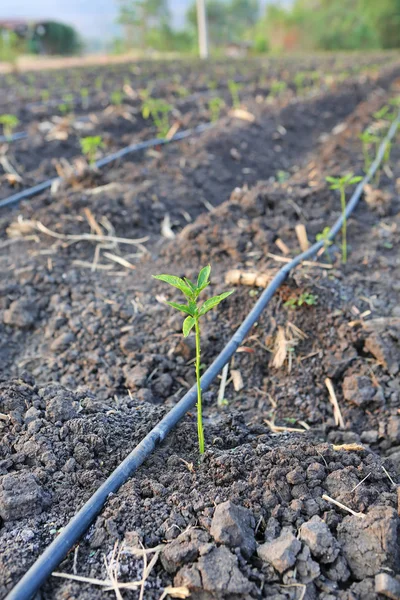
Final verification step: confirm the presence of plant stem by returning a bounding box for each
[340,186,347,264]
[194,317,205,454]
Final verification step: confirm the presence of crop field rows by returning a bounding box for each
[1,53,400,599]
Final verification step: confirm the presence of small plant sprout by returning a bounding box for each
[141,96,172,138]
[326,173,363,264]
[110,90,123,106]
[208,97,225,122]
[316,227,333,261]
[40,89,50,103]
[358,130,380,172]
[153,266,234,454]
[269,80,287,98]
[227,80,243,108]
[80,87,89,109]
[0,114,19,139]
[80,136,104,166]
[284,292,318,309]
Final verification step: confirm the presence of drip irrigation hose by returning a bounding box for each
[6,113,400,600]
[0,131,28,143]
[0,123,211,210]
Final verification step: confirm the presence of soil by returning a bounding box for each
[1,54,400,599]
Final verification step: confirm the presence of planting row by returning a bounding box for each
[1,58,399,204]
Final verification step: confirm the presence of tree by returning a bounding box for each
[186,0,260,47]
[263,0,400,51]
[117,0,170,48]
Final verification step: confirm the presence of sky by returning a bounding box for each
[0,0,192,41]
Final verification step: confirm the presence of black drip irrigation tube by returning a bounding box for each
[0,131,28,144]
[5,113,400,600]
[0,123,211,210]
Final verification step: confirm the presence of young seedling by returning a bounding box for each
[0,114,19,139]
[269,80,287,98]
[110,90,124,106]
[294,72,306,94]
[284,292,318,309]
[58,93,74,115]
[141,96,172,138]
[80,135,104,166]
[276,170,290,183]
[316,227,333,261]
[80,87,89,109]
[358,130,380,173]
[153,266,233,454]
[227,80,242,109]
[40,89,50,103]
[176,85,190,99]
[95,76,103,92]
[208,97,225,123]
[326,173,363,264]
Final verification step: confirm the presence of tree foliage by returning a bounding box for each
[264,0,400,50]
[186,0,259,46]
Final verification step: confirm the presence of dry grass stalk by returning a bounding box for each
[272,326,287,369]
[264,418,308,434]
[166,121,180,140]
[322,493,365,518]
[229,108,255,122]
[295,224,309,252]
[325,378,345,429]
[83,207,103,236]
[382,465,396,487]
[231,369,244,392]
[280,583,306,600]
[53,542,163,598]
[225,269,277,288]
[72,259,113,271]
[275,238,290,255]
[0,154,22,181]
[349,472,371,493]
[161,214,176,239]
[267,252,333,269]
[159,586,190,600]
[272,322,307,372]
[7,217,148,247]
[103,252,136,270]
[217,363,229,406]
[332,443,365,452]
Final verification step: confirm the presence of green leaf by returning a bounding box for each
[349,176,363,184]
[197,265,211,289]
[165,301,194,316]
[183,316,195,337]
[153,274,192,297]
[183,277,196,291]
[199,290,234,316]
[325,176,338,183]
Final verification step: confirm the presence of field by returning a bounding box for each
[1,52,400,600]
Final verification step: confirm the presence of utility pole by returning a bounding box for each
[196,0,209,59]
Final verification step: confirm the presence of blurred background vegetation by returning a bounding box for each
[0,0,399,62]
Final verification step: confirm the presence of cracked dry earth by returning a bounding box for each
[1,59,400,600]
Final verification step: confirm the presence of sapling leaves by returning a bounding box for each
[165,301,194,316]
[183,316,196,337]
[152,274,192,297]
[326,172,363,264]
[153,265,234,454]
[199,291,234,316]
[197,265,211,289]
